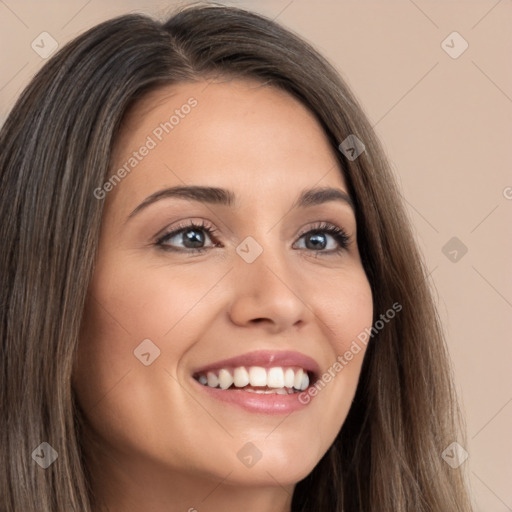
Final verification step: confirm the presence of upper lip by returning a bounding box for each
[192,350,321,380]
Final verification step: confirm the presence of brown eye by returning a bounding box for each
[294,222,351,255]
[156,220,220,253]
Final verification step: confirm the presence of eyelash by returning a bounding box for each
[154,220,351,256]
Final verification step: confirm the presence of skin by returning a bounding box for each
[72,78,373,512]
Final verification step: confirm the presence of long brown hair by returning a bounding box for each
[0,3,473,511]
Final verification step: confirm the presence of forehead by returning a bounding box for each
[106,78,348,214]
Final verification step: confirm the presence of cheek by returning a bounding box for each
[72,258,225,404]
[84,257,225,341]
[72,261,215,459]
[314,266,374,351]
[304,267,373,427]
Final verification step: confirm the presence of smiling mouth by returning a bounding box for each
[193,365,311,394]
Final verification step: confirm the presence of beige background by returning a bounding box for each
[1,1,511,509]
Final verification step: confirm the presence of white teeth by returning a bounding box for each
[218,369,233,390]
[197,365,312,392]
[249,366,267,387]
[233,366,250,387]
[267,367,284,388]
[284,368,295,388]
[300,371,309,391]
[294,368,304,390]
[207,371,218,387]
[241,387,296,395]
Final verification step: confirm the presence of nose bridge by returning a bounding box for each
[228,230,311,329]
[235,230,293,292]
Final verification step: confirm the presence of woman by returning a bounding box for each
[0,3,474,511]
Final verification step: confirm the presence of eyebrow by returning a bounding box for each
[125,185,355,222]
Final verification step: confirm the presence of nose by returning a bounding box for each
[227,240,313,332]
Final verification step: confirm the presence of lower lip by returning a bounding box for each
[192,379,313,414]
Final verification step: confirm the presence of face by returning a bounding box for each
[73,78,373,503]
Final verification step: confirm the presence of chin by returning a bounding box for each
[224,462,316,488]
[225,442,323,487]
